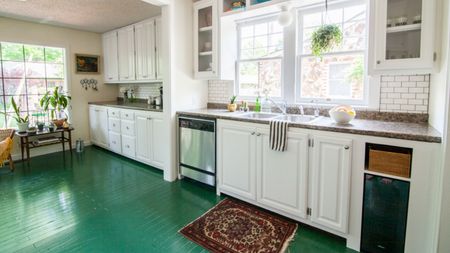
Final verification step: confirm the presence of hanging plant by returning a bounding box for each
[310,0,343,57]
[311,24,343,57]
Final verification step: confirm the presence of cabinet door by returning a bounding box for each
[102,31,119,82]
[193,0,218,79]
[310,136,352,233]
[257,130,309,219]
[218,122,257,200]
[135,19,156,81]
[155,17,163,80]
[135,113,152,163]
[109,131,122,154]
[151,116,165,168]
[122,135,136,158]
[118,25,136,81]
[369,0,435,73]
[89,106,109,148]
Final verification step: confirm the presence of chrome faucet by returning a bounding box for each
[267,98,287,114]
[311,100,320,117]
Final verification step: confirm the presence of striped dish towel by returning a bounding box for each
[270,120,289,152]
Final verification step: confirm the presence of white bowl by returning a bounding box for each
[329,105,356,124]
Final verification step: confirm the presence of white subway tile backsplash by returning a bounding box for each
[118,83,163,99]
[208,75,430,114]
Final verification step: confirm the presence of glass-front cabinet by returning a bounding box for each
[369,0,436,74]
[194,0,219,79]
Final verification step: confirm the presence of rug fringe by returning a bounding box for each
[280,223,299,253]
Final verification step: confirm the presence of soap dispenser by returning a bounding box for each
[261,89,272,113]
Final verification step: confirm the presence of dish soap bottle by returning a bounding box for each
[261,90,272,113]
[254,96,261,112]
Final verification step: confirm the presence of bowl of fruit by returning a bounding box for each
[329,105,356,124]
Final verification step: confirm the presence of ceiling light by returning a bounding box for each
[277,3,293,27]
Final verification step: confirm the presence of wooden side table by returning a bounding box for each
[16,128,74,161]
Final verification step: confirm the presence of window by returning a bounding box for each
[236,18,284,98]
[0,42,66,128]
[297,2,367,104]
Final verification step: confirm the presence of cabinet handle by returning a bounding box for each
[147,117,151,120]
[376,60,381,64]
[344,146,350,150]
[126,126,129,130]
[256,133,261,136]
[126,114,129,117]
[251,132,255,135]
[113,124,116,127]
[126,145,130,148]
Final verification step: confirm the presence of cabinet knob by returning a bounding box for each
[126,145,130,148]
[126,126,129,130]
[256,133,261,136]
[376,60,381,64]
[113,124,116,127]
[344,146,350,150]
[251,132,255,135]
[113,141,116,144]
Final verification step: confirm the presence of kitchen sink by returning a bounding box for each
[275,114,322,123]
[239,112,280,119]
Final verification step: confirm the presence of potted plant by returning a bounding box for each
[227,95,238,112]
[40,87,71,128]
[310,24,343,57]
[11,97,29,133]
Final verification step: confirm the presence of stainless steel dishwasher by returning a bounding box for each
[179,117,216,186]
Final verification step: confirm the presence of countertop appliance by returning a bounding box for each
[179,117,216,186]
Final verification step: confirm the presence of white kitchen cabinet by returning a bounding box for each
[102,31,119,82]
[155,17,163,80]
[193,0,219,79]
[369,0,436,74]
[135,19,157,81]
[122,135,136,158]
[89,105,109,148]
[257,130,309,219]
[118,25,136,81]
[108,131,122,153]
[217,121,257,200]
[135,111,164,169]
[310,136,352,234]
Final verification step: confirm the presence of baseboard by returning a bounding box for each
[10,140,92,161]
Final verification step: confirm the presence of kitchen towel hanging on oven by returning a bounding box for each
[270,120,289,152]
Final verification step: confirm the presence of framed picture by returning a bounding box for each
[75,54,100,74]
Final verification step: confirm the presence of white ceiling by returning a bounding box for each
[0,0,161,33]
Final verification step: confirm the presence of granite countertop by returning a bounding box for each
[177,109,442,143]
[89,101,163,112]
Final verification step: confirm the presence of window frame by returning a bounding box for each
[296,0,371,106]
[235,15,285,100]
[0,41,68,128]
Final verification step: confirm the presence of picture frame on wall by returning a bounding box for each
[75,54,100,74]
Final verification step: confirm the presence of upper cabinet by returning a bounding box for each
[135,19,156,81]
[369,0,436,74]
[194,0,219,79]
[102,16,162,83]
[118,25,136,81]
[102,31,119,82]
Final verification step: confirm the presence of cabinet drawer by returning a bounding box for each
[108,108,121,119]
[108,118,121,133]
[366,143,412,178]
[122,136,136,158]
[121,110,134,120]
[109,132,121,153]
[121,120,135,136]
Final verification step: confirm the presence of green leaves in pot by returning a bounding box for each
[311,24,343,57]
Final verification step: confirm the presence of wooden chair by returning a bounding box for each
[0,129,15,171]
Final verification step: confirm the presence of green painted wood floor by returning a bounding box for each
[0,146,357,253]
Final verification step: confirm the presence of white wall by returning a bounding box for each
[0,17,118,157]
[159,0,208,181]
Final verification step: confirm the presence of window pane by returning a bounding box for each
[26,62,46,78]
[47,79,64,90]
[46,63,64,78]
[24,45,45,62]
[1,43,24,61]
[5,95,27,112]
[3,79,26,95]
[303,12,322,28]
[238,59,282,97]
[254,23,268,36]
[2,61,25,78]
[27,95,41,112]
[45,47,64,63]
[241,26,254,38]
[27,79,47,95]
[300,54,364,100]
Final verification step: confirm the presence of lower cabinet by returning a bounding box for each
[89,105,109,148]
[217,119,352,235]
[135,111,165,169]
[89,105,164,170]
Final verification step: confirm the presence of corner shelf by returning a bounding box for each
[386,24,421,34]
